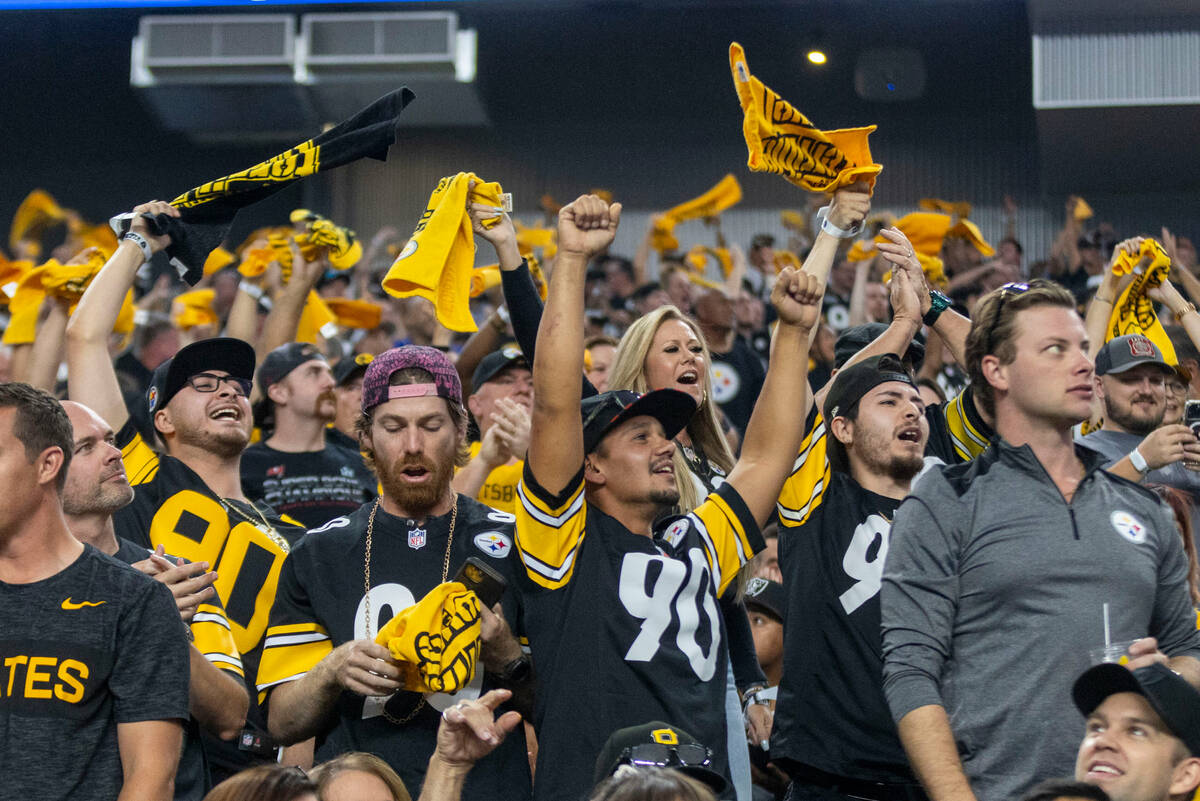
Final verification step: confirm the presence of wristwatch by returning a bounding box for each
[923,290,952,326]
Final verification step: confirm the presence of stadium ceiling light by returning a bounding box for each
[807,50,828,65]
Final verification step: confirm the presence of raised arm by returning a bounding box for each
[28,297,70,393]
[723,266,823,526]
[68,201,178,431]
[528,195,621,496]
[258,241,326,360]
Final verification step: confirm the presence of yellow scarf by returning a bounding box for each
[652,174,742,253]
[382,172,507,332]
[1106,239,1177,364]
[730,42,881,192]
[375,581,480,694]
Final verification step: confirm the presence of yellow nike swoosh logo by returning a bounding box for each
[61,598,106,610]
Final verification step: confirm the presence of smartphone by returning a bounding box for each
[1185,400,1200,438]
[453,557,508,609]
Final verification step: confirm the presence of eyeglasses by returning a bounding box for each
[619,743,712,770]
[983,282,1031,353]
[186,372,253,397]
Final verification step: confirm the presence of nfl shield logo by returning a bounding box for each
[408,527,427,550]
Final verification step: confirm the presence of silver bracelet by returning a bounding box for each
[122,231,153,263]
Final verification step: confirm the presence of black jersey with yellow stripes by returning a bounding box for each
[772,471,917,784]
[257,497,531,801]
[514,462,763,801]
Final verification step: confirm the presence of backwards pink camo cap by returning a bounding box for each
[360,345,464,413]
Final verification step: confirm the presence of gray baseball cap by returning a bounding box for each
[1094,334,1172,377]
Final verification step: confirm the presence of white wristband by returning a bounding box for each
[1128,446,1150,474]
[122,231,153,264]
[816,206,862,239]
[239,281,272,310]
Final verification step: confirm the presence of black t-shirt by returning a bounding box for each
[773,471,914,782]
[258,497,532,800]
[709,337,767,436]
[112,420,306,774]
[822,292,852,332]
[514,464,764,801]
[240,438,376,529]
[0,544,190,800]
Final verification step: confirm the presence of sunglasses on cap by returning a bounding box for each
[618,743,712,770]
[984,282,1030,353]
[186,372,253,398]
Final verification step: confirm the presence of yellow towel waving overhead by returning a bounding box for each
[918,198,972,220]
[325,297,383,330]
[296,291,339,343]
[729,42,881,192]
[375,581,481,694]
[1074,197,1095,221]
[172,289,219,331]
[948,220,996,257]
[383,172,508,332]
[1107,239,1177,364]
[651,174,743,253]
[470,265,503,298]
[9,189,66,258]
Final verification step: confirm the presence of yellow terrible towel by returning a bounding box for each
[296,291,339,343]
[470,265,502,298]
[652,174,743,253]
[375,581,480,694]
[382,172,507,332]
[325,297,383,330]
[172,289,218,331]
[730,42,881,192]
[9,189,66,257]
[1106,239,1177,364]
[948,220,996,257]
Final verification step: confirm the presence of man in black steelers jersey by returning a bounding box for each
[66,200,308,779]
[241,342,376,529]
[60,399,251,801]
[0,383,190,801]
[515,194,822,801]
[769,355,930,801]
[258,345,532,800]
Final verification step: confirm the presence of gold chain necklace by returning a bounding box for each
[222,499,291,553]
[363,495,458,725]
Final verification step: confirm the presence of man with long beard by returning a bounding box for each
[241,342,376,529]
[257,345,533,800]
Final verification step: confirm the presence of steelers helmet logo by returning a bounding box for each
[710,361,740,404]
[147,385,159,412]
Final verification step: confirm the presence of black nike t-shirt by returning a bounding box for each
[240,438,376,529]
[0,545,190,800]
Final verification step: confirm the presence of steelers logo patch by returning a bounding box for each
[710,361,740,404]
[474,531,512,558]
[1111,511,1148,545]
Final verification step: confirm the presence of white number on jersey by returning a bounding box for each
[838,514,891,614]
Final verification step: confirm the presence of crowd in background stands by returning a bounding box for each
[1,178,1200,801]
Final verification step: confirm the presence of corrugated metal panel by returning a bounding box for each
[1034,22,1200,108]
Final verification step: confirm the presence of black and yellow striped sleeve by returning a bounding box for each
[776,408,831,529]
[690,482,763,598]
[190,602,244,678]
[116,420,160,486]
[256,554,331,705]
[514,462,587,590]
[937,385,992,462]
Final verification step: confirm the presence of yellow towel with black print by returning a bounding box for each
[375,581,480,694]
[1106,239,1177,364]
[730,42,881,192]
[291,210,363,270]
[652,174,743,252]
[382,172,507,332]
[109,88,415,285]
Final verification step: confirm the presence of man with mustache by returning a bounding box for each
[241,342,377,529]
[258,345,532,800]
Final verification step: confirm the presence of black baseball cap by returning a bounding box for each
[823,353,917,423]
[333,352,374,387]
[593,721,727,794]
[147,337,255,414]
[1094,334,1173,377]
[471,345,527,393]
[581,389,697,454]
[1073,663,1200,757]
[257,342,326,391]
[743,577,785,624]
[835,323,926,371]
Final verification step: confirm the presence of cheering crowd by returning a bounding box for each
[3,63,1200,801]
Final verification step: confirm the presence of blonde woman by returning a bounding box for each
[608,304,767,801]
